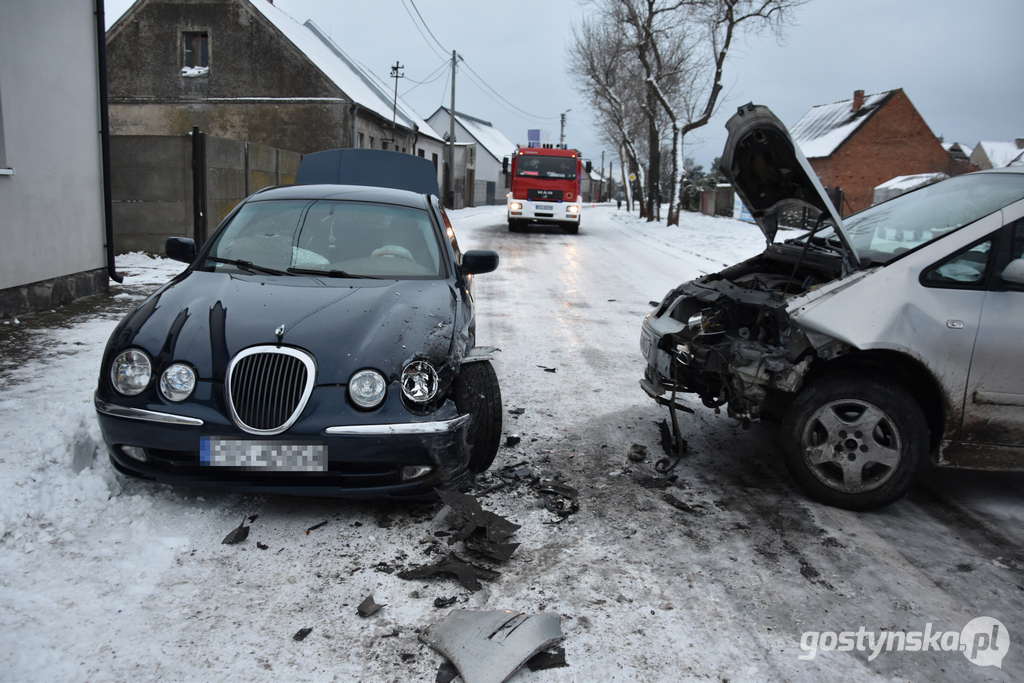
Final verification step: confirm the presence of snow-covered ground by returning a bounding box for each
[1,205,1021,682]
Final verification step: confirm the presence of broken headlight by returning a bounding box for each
[402,360,439,403]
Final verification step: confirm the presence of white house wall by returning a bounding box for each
[0,0,106,293]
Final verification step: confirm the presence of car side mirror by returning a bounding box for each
[1000,258,1024,286]
[166,237,197,263]
[462,250,499,275]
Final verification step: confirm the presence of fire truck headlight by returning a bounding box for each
[567,205,580,214]
[510,202,522,211]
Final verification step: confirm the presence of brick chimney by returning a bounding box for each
[852,90,864,112]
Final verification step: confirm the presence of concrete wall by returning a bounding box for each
[0,0,108,316]
[111,133,300,254]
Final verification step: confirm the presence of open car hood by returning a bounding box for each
[719,103,860,269]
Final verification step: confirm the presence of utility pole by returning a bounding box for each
[389,62,403,146]
[559,109,570,147]
[600,150,605,202]
[446,50,457,208]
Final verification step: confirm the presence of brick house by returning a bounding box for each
[106,0,444,162]
[789,89,971,214]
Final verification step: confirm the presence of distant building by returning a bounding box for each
[790,89,969,214]
[942,141,974,163]
[0,0,111,318]
[106,0,444,170]
[872,173,948,205]
[969,140,1024,170]
[426,108,516,205]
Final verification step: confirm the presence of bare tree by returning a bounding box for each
[575,0,807,225]
[567,17,650,216]
[662,0,807,225]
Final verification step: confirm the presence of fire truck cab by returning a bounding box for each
[506,146,582,234]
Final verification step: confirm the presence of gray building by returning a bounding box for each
[106,0,444,165]
[0,0,111,318]
[427,107,516,205]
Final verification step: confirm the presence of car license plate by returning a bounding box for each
[200,437,326,472]
[536,204,553,211]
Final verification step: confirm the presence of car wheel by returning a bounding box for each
[454,360,502,473]
[780,374,927,511]
[508,219,519,232]
[565,223,579,235]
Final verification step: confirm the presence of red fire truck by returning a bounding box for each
[506,146,582,234]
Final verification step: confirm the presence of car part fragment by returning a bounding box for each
[419,610,564,683]
[357,595,384,617]
[397,552,500,592]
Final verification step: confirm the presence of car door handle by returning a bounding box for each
[946,320,965,329]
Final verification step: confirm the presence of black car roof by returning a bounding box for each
[248,183,432,210]
[295,149,440,196]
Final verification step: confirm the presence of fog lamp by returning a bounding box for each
[120,445,147,462]
[401,464,434,481]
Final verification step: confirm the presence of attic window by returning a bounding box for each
[182,32,209,77]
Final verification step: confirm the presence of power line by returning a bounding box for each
[401,58,450,96]
[398,0,448,61]
[460,60,560,121]
[404,0,448,54]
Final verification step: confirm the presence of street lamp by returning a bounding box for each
[559,109,571,147]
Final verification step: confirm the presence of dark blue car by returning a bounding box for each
[95,151,501,497]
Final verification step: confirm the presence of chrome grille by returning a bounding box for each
[225,346,316,435]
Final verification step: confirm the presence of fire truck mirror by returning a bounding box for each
[585,161,592,174]
[502,157,509,174]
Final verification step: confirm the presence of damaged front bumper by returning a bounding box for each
[640,278,823,422]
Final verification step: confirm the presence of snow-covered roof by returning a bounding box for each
[875,173,948,192]
[789,90,896,158]
[1010,149,1024,167]
[974,141,1024,168]
[432,107,516,163]
[248,0,441,141]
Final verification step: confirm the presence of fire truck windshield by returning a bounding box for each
[516,156,576,180]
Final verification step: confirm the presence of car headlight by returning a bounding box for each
[349,369,387,409]
[110,349,152,396]
[160,363,196,402]
[567,205,580,214]
[687,312,704,332]
[401,361,439,403]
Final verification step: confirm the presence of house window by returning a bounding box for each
[432,153,438,171]
[182,32,209,77]
[382,141,389,151]
[418,149,425,158]
[369,136,375,149]
[358,132,364,148]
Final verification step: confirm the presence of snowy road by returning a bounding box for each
[1,204,1022,682]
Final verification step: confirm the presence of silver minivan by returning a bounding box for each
[641,104,1024,510]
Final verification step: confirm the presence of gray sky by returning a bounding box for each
[107,0,1023,174]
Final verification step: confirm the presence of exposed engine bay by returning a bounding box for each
[641,242,851,425]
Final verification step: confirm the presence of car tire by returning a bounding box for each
[780,374,927,511]
[565,223,579,235]
[508,219,520,232]
[454,360,503,473]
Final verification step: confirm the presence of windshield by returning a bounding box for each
[516,155,577,180]
[794,173,1024,265]
[202,200,444,278]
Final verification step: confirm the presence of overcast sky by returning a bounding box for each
[106,0,1023,175]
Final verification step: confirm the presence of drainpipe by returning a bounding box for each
[96,0,122,282]
[351,103,360,148]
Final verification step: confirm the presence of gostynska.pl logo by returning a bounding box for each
[798,617,1008,668]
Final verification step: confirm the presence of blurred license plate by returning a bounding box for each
[536,204,553,211]
[200,437,326,472]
